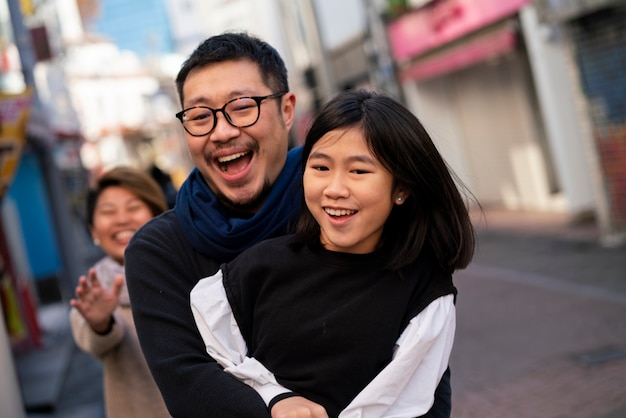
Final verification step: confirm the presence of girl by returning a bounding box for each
[191,89,476,418]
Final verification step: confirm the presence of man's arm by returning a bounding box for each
[191,271,295,402]
[125,213,271,417]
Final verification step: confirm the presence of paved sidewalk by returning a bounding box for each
[11,207,626,417]
[13,215,105,418]
[450,208,626,417]
[15,303,105,418]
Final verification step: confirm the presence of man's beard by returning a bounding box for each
[217,178,272,215]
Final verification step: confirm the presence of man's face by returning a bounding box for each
[181,59,295,211]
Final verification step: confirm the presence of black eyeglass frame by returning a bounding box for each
[175,91,287,137]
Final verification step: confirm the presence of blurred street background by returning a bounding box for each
[1,0,625,417]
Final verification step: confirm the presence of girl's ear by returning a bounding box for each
[393,188,409,205]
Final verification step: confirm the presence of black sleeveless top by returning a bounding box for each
[222,235,456,417]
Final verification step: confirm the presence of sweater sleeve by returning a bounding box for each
[191,271,292,405]
[124,212,271,418]
[69,307,125,358]
[339,294,456,418]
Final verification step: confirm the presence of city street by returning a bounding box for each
[451,209,626,418]
[14,208,626,418]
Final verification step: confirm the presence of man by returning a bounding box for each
[126,32,451,418]
[125,33,304,417]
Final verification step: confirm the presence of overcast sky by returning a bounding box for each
[314,0,366,49]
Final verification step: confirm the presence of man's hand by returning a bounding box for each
[271,396,329,418]
[70,267,124,333]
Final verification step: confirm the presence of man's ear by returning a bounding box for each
[281,92,296,129]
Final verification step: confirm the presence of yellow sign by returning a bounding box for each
[0,89,31,200]
[19,0,35,16]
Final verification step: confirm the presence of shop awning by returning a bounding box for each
[398,24,517,83]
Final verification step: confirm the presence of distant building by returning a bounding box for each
[379,0,626,244]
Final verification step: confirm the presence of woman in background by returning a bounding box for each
[69,166,171,418]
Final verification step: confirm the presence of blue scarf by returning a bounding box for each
[176,147,302,262]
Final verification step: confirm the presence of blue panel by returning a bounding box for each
[7,152,61,280]
[93,0,174,56]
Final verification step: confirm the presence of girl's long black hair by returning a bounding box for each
[295,89,476,273]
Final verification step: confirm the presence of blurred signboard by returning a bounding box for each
[387,0,530,62]
[29,26,52,62]
[0,90,32,200]
[398,23,517,82]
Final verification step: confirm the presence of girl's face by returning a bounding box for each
[90,186,154,264]
[303,127,405,254]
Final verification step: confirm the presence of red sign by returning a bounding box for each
[387,0,531,61]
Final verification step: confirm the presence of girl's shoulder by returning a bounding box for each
[235,234,299,259]
[225,234,305,278]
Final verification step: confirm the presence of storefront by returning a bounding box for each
[385,0,595,215]
[548,0,626,236]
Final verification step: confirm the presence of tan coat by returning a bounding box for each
[69,257,171,418]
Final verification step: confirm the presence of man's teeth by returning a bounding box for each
[325,208,356,216]
[218,152,248,163]
[218,152,248,173]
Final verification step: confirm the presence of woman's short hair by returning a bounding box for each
[86,166,168,227]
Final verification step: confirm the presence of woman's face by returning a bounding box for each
[90,186,154,264]
[303,127,405,254]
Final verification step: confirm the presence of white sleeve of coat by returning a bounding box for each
[339,294,456,418]
[190,270,292,405]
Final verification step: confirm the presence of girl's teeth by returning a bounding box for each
[325,208,356,216]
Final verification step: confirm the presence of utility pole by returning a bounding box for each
[6,0,83,301]
[362,0,402,100]
[298,0,336,108]
[1,2,34,416]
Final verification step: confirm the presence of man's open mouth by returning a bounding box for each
[217,151,252,173]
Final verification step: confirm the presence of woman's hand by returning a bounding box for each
[271,396,329,418]
[70,267,124,333]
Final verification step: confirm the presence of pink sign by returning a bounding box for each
[387,0,530,61]
[399,25,516,82]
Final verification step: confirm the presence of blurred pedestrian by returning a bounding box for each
[191,89,476,418]
[69,166,170,418]
[148,163,178,209]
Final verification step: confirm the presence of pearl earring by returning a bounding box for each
[93,238,100,246]
[397,196,403,202]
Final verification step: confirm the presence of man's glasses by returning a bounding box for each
[175,92,287,137]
